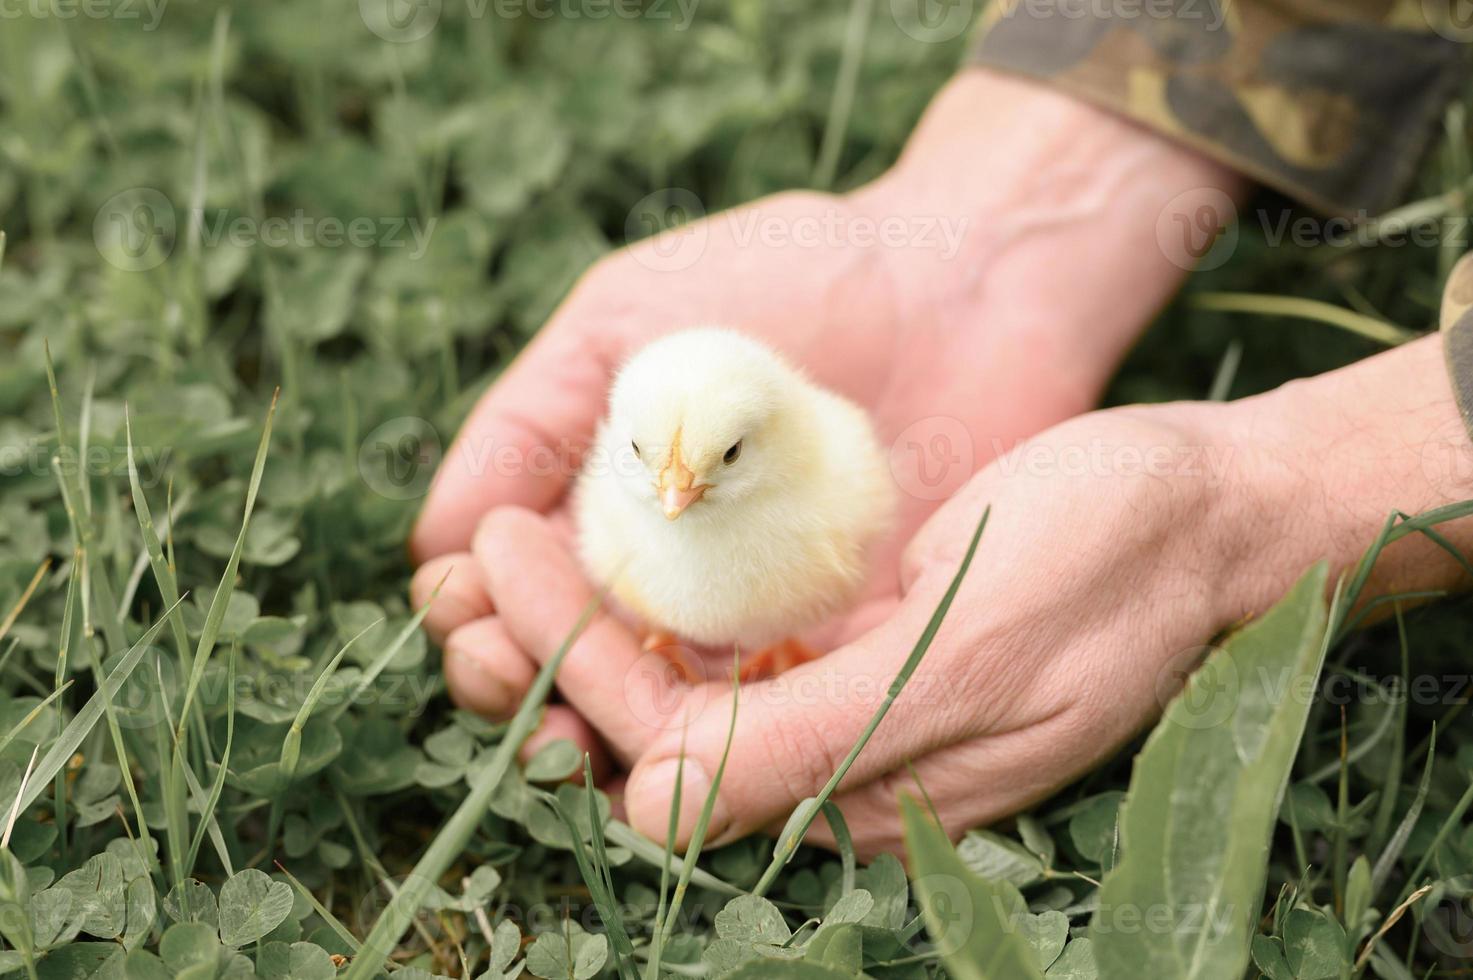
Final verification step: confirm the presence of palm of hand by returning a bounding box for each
[409,187,1148,852]
[416,188,1096,642]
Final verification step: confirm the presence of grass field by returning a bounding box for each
[2,2,1472,978]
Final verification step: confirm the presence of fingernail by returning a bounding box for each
[628,758,731,845]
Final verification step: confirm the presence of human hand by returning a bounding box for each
[410,68,1245,735]
[437,332,1473,857]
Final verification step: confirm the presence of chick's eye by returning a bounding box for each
[723,440,742,465]
[631,441,641,458]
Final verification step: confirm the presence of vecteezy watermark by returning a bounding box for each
[989,437,1236,486]
[0,0,167,29]
[1155,645,1238,730]
[624,187,971,272]
[358,417,444,501]
[1425,879,1473,958]
[1153,651,1473,732]
[1257,208,1472,251]
[997,0,1228,30]
[111,657,440,730]
[93,188,437,272]
[621,648,962,729]
[623,644,709,731]
[889,0,976,43]
[890,416,976,503]
[1423,0,1473,42]
[0,442,174,487]
[1420,416,1473,500]
[359,0,700,42]
[1156,186,1239,272]
[1159,194,1473,271]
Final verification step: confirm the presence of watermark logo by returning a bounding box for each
[623,645,709,731]
[626,188,709,273]
[1424,0,1473,41]
[891,0,975,42]
[1425,882,1473,958]
[911,873,976,955]
[0,0,169,30]
[360,0,441,41]
[361,0,700,41]
[889,416,975,502]
[1155,645,1238,730]
[1420,416,1473,500]
[1157,187,1238,272]
[359,416,443,500]
[625,189,970,272]
[95,187,176,272]
[93,188,437,271]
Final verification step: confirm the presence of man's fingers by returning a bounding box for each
[443,616,537,720]
[412,552,493,645]
[473,506,685,763]
[410,323,611,561]
[624,585,983,849]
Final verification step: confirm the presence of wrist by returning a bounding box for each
[1209,334,1473,621]
[850,68,1250,402]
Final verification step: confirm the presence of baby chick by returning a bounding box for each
[575,327,895,679]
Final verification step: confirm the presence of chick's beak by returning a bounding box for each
[656,453,708,520]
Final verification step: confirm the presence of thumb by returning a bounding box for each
[410,316,613,562]
[623,582,977,849]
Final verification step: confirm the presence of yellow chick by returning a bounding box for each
[575,327,895,679]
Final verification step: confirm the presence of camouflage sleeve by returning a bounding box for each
[969,1,1468,216]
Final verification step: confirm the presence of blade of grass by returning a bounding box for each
[125,410,192,674]
[178,389,278,732]
[820,801,856,897]
[51,552,83,861]
[3,746,40,849]
[602,821,742,898]
[543,772,637,980]
[644,738,685,980]
[1372,727,1436,899]
[1207,339,1243,402]
[1333,708,1350,913]
[1393,771,1473,908]
[17,599,182,815]
[1191,293,1417,346]
[331,788,444,959]
[812,0,875,189]
[276,861,361,953]
[753,506,990,897]
[0,560,49,648]
[340,588,606,980]
[267,619,379,852]
[655,654,742,950]
[46,346,128,658]
[184,643,238,877]
[1303,676,1399,784]
[82,626,159,886]
[1369,605,1412,853]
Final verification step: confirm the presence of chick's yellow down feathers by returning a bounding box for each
[575,327,895,654]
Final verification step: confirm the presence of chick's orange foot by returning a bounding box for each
[641,629,700,685]
[737,637,822,683]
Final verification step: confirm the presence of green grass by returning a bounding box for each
[1,2,1473,979]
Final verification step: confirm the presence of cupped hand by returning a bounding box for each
[448,405,1245,857]
[426,332,1473,857]
[411,69,1245,725]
